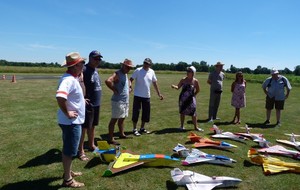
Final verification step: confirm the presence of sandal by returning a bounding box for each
[78,153,89,161]
[71,171,82,177]
[63,171,82,178]
[62,178,85,188]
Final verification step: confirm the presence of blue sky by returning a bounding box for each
[0,0,299,70]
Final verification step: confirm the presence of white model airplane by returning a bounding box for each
[235,125,264,141]
[171,168,242,190]
[182,148,236,166]
[276,133,300,151]
[210,125,248,142]
[173,143,190,157]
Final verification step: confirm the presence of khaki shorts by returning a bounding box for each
[111,101,129,119]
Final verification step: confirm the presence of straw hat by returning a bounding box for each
[122,59,134,68]
[214,62,224,66]
[62,52,86,67]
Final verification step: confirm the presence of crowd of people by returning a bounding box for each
[55,51,292,188]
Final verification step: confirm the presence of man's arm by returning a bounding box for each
[56,97,78,118]
[153,81,163,100]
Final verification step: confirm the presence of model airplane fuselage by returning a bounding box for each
[211,125,247,142]
[171,168,242,190]
[188,132,237,149]
[258,145,300,160]
[182,149,236,166]
[276,133,300,151]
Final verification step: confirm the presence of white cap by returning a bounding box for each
[187,66,196,74]
[271,68,279,75]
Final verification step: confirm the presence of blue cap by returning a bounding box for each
[89,50,103,58]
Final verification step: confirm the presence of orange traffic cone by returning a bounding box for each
[11,75,17,83]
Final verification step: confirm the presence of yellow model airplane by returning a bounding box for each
[248,148,300,175]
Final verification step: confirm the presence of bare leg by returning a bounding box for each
[108,118,118,142]
[133,121,138,131]
[192,115,198,129]
[117,118,126,137]
[78,127,87,155]
[62,153,72,181]
[141,121,146,129]
[236,108,240,124]
[266,109,271,121]
[87,126,96,150]
[180,114,185,128]
[276,109,281,123]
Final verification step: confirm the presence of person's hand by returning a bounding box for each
[285,94,289,99]
[67,111,78,119]
[159,94,164,100]
[85,99,90,105]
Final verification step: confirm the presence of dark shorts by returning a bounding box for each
[82,105,100,128]
[59,124,81,157]
[132,96,150,123]
[265,96,284,110]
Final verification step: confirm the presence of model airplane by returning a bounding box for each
[93,141,119,162]
[235,125,264,141]
[276,133,300,151]
[171,168,242,190]
[248,148,300,175]
[103,150,180,176]
[182,148,236,166]
[188,132,237,149]
[257,144,300,160]
[210,125,248,142]
[173,143,190,157]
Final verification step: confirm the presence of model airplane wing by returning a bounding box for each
[103,151,180,177]
[186,183,221,190]
[276,139,300,150]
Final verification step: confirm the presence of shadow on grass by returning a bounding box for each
[166,180,179,190]
[154,128,189,135]
[18,149,61,169]
[84,157,107,169]
[245,122,277,129]
[1,177,61,190]
[243,160,256,167]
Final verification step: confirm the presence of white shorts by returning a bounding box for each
[111,101,129,119]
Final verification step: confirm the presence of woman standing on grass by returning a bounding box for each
[171,66,203,132]
[231,71,246,124]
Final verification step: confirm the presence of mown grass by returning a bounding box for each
[0,70,300,190]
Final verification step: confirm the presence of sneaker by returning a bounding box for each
[263,120,270,125]
[178,127,186,131]
[139,128,150,134]
[213,117,221,120]
[195,127,204,132]
[276,121,281,126]
[207,119,214,123]
[133,129,141,136]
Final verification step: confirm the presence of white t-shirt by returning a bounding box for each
[131,67,157,98]
[56,73,85,125]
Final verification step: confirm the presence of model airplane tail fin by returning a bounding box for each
[97,141,111,149]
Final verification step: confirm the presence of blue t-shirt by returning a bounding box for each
[83,64,102,106]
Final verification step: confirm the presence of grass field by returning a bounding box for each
[0,71,300,190]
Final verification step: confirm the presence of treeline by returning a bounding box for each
[1,59,300,75]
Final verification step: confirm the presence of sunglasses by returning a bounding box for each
[93,57,102,61]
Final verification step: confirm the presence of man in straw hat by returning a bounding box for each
[262,68,292,126]
[105,59,134,145]
[78,50,103,161]
[56,52,86,187]
[130,58,164,136]
[207,61,225,122]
